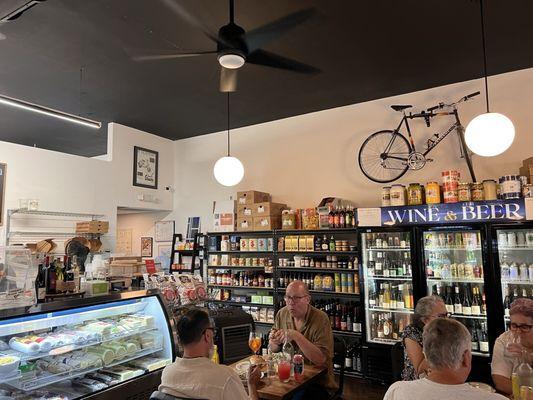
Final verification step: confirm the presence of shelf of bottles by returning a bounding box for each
[424,229,490,357]
[497,229,533,328]
[206,233,276,327]
[362,232,414,345]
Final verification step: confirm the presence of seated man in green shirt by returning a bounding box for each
[269,280,337,399]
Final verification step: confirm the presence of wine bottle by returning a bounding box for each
[345,345,353,371]
[479,322,489,353]
[470,322,480,352]
[471,287,481,316]
[462,285,472,316]
[454,285,463,315]
[397,285,405,309]
[444,286,454,313]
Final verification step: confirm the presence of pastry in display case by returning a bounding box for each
[0,290,175,399]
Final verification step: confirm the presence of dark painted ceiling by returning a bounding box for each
[0,0,532,156]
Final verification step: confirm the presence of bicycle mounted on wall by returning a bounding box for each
[358,91,480,183]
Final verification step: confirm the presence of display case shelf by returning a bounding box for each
[472,351,490,358]
[367,307,414,314]
[208,300,274,308]
[427,277,484,284]
[208,251,273,254]
[368,338,400,345]
[277,251,358,256]
[277,288,360,298]
[501,279,533,285]
[366,276,413,281]
[450,314,487,320]
[277,267,358,273]
[207,266,272,271]
[207,284,274,291]
[498,247,533,251]
[4,346,163,391]
[332,330,363,338]
[425,247,482,252]
[0,327,158,363]
[367,247,410,252]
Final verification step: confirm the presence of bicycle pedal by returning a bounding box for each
[426,158,434,162]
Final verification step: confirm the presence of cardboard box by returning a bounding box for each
[522,157,533,167]
[306,235,315,251]
[251,295,262,303]
[298,236,307,252]
[519,165,533,183]
[253,216,281,231]
[262,295,274,305]
[213,200,236,232]
[236,217,254,232]
[252,202,287,217]
[76,220,109,234]
[237,190,270,205]
[237,204,254,217]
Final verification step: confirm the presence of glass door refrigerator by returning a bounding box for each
[361,229,416,345]
[491,223,533,332]
[419,226,491,358]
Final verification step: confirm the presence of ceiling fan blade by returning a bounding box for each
[247,49,320,74]
[159,0,228,47]
[130,50,217,62]
[245,8,318,53]
[220,67,238,92]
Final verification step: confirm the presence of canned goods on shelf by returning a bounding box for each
[458,182,472,202]
[482,179,497,200]
[441,170,460,184]
[425,182,441,204]
[407,183,424,206]
[523,184,533,198]
[382,186,391,207]
[443,190,459,203]
[499,175,521,199]
[471,183,484,201]
[390,184,406,206]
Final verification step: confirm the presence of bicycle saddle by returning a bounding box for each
[391,104,412,112]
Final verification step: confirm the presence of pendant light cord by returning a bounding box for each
[480,0,490,113]
[227,92,231,157]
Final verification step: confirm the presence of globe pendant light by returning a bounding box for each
[213,93,244,186]
[465,0,515,157]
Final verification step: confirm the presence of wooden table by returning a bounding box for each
[230,356,327,400]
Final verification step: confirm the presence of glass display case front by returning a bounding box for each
[361,231,413,345]
[423,229,489,356]
[496,228,533,328]
[0,293,174,399]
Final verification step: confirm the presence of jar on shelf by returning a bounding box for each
[390,184,406,206]
[458,182,472,202]
[425,182,441,204]
[381,187,392,207]
[483,179,497,200]
[407,183,423,206]
[522,184,533,198]
[471,182,484,201]
[499,175,521,199]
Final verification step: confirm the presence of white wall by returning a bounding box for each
[172,67,533,235]
[116,211,172,256]
[0,122,174,250]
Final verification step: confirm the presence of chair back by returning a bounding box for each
[391,341,404,382]
[150,391,206,400]
[332,337,346,399]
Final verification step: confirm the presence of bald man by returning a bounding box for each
[269,280,337,399]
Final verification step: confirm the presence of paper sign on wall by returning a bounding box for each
[145,259,156,274]
[357,208,382,227]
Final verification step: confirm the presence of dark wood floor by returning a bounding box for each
[342,377,387,400]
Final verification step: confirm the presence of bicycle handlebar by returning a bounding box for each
[425,91,480,112]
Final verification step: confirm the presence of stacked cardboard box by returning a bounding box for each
[519,157,533,184]
[109,256,144,277]
[236,190,287,231]
[75,220,109,234]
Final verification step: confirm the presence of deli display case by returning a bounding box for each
[0,290,176,400]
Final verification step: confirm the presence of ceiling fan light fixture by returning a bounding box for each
[218,53,245,69]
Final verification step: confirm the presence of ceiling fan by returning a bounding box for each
[133,0,321,92]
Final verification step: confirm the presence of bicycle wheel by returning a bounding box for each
[358,130,411,183]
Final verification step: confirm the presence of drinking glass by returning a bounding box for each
[278,360,291,383]
[505,331,522,362]
[249,331,261,355]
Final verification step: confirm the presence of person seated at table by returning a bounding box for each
[492,298,533,396]
[159,307,261,400]
[268,280,337,399]
[401,295,448,380]
[384,318,507,400]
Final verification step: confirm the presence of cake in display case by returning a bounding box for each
[0,290,175,400]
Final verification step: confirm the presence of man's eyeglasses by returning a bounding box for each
[510,323,533,333]
[431,312,451,319]
[284,295,308,304]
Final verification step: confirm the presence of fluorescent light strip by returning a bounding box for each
[0,94,101,129]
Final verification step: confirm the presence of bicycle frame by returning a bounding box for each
[383,108,462,159]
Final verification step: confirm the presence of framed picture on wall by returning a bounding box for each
[155,220,175,242]
[140,237,153,257]
[0,163,6,226]
[133,146,158,189]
